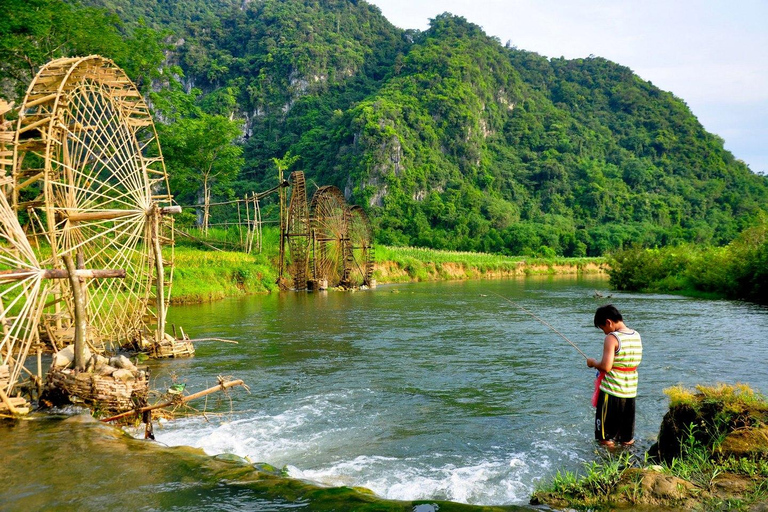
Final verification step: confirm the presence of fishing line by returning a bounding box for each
[490,291,589,360]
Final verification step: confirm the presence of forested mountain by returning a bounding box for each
[3,0,767,256]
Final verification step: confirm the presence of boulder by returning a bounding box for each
[112,369,135,382]
[98,365,118,376]
[109,355,136,371]
[51,345,92,369]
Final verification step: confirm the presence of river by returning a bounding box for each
[3,276,768,510]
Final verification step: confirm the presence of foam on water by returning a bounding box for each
[154,393,587,506]
[156,390,370,464]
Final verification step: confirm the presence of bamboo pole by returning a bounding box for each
[100,378,247,423]
[244,193,252,254]
[255,194,262,253]
[237,197,243,250]
[151,206,165,345]
[0,387,19,414]
[62,254,87,370]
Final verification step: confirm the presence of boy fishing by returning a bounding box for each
[586,304,642,447]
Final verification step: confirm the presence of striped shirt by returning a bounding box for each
[599,329,642,398]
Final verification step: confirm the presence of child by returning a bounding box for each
[586,304,642,446]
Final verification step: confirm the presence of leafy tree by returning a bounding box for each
[160,113,244,233]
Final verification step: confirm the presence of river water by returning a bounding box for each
[3,276,768,510]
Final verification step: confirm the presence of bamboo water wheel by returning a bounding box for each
[11,55,178,353]
[310,186,350,288]
[344,205,374,287]
[284,171,310,290]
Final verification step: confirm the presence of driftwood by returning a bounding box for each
[188,338,238,344]
[101,377,247,423]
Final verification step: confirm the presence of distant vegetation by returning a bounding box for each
[3,0,768,260]
[607,217,768,303]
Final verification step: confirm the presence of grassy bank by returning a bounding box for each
[170,246,279,303]
[168,240,606,304]
[374,246,605,283]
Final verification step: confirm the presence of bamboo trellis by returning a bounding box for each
[177,185,283,253]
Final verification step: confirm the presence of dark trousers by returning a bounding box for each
[595,391,635,443]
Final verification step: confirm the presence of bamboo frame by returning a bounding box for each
[12,56,177,353]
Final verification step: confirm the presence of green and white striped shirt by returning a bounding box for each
[599,329,642,398]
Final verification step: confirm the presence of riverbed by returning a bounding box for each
[3,276,767,509]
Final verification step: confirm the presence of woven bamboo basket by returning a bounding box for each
[43,367,149,413]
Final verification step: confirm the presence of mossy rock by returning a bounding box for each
[717,427,768,459]
[649,384,768,464]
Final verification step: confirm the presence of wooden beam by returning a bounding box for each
[63,209,140,222]
[0,268,126,282]
[100,379,246,423]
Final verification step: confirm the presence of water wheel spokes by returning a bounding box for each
[345,205,374,287]
[0,184,50,396]
[285,171,309,290]
[13,56,175,351]
[310,186,350,288]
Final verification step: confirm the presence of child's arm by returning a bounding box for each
[586,334,618,372]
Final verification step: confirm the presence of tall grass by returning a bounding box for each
[377,245,604,282]
[170,246,278,303]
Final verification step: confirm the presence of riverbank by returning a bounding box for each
[533,384,768,510]
[169,245,606,304]
[606,220,767,304]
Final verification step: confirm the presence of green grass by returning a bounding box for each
[170,246,279,303]
[375,245,604,282]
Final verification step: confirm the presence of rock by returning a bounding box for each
[109,355,136,371]
[52,345,91,369]
[112,369,135,382]
[718,427,768,459]
[640,472,695,500]
[712,473,751,496]
[98,365,118,376]
[93,355,110,372]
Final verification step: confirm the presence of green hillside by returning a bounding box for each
[3,0,767,257]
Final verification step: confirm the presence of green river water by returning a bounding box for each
[3,276,768,510]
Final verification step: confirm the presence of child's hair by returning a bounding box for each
[594,304,623,328]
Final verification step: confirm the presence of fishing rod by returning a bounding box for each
[490,291,589,360]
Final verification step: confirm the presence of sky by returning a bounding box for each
[367,0,768,175]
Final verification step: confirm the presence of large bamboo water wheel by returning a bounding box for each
[344,205,374,287]
[284,171,310,290]
[310,186,350,288]
[11,55,179,353]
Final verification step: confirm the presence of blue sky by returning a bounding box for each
[367,0,768,175]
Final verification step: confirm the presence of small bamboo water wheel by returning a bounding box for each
[344,205,374,287]
[310,186,350,288]
[11,55,183,356]
[284,171,310,290]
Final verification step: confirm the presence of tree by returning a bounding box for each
[0,0,164,100]
[160,114,244,233]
